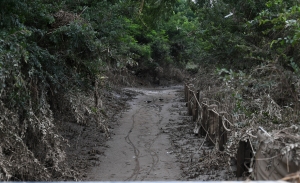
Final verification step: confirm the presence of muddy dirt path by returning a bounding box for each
[87,86,183,181]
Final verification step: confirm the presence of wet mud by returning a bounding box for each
[87,86,183,181]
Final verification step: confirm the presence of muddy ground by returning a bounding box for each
[63,85,238,181]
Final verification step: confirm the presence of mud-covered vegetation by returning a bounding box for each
[1,0,300,181]
[185,0,300,180]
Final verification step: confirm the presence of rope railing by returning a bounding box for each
[184,83,249,177]
[184,83,234,144]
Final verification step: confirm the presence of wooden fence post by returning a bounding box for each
[208,106,218,146]
[188,90,193,116]
[237,141,247,177]
[186,86,189,107]
[192,101,196,121]
[237,140,252,177]
[218,112,228,151]
[194,90,200,122]
[200,105,208,136]
[184,84,188,103]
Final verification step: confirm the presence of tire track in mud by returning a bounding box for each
[124,106,143,181]
[125,103,162,181]
[141,111,162,181]
[86,86,182,181]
